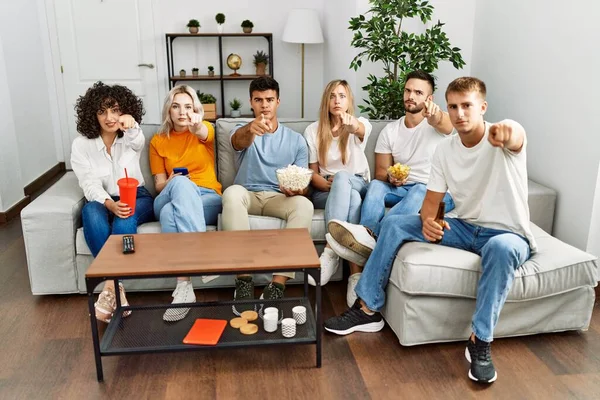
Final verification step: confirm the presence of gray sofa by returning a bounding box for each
[21,119,598,345]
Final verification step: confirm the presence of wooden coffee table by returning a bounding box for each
[85,228,321,382]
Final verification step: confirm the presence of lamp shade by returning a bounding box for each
[281,9,324,44]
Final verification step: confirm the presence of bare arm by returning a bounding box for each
[428,111,454,135]
[231,116,272,151]
[375,153,394,182]
[153,172,181,194]
[309,162,331,192]
[488,119,525,153]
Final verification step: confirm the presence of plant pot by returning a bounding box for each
[192,70,199,77]
[188,27,199,34]
[256,63,266,76]
[208,71,215,77]
[202,103,217,120]
[179,70,186,77]
[217,24,224,34]
[243,27,253,34]
[231,110,241,118]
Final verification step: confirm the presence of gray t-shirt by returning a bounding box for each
[230,123,308,192]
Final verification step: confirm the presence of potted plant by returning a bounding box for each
[348,1,465,119]
[197,91,217,120]
[179,69,186,78]
[253,50,269,76]
[208,66,215,77]
[187,19,200,34]
[229,98,242,117]
[192,67,199,77]
[241,20,254,34]
[215,13,225,33]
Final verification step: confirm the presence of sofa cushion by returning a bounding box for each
[75,223,217,256]
[390,223,598,301]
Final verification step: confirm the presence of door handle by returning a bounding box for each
[137,63,155,69]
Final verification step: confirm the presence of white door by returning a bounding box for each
[53,0,160,164]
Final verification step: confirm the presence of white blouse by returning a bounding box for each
[70,124,146,204]
[304,116,372,180]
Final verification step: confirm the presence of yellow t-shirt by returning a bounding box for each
[149,121,222,195]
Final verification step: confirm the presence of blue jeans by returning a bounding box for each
[82,187,154,257]
[355,214,530,342]
[311,170,368,229]
[153,176,222,233]
[360,180,455,236]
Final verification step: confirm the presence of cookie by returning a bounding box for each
[240,323,258,335]
[240,310,258,322]
[230,317,248,329]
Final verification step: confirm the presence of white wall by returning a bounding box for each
[471,0,600,250]
[0,1,58,211]
[0,36,24,211]
[153,0,325,119]
[586,161,600,257]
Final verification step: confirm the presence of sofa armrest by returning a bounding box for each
[528,179,557,234]
[21,172,86,294]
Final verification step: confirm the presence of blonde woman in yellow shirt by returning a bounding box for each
[149,85,222,322]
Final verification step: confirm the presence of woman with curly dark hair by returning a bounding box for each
[71,81,154,323]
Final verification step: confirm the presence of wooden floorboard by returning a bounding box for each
[1,218,599,399]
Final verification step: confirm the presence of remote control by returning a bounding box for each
[122,235,135,254]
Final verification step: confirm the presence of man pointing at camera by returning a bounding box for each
[221,76,313,306]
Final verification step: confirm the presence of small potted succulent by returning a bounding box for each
[241,20,254,34]
[253,50,269,76]
[215,13,225,33]
[198,91,217,120]
[187,19,200,34]
[229,98,242,117]
[179,69,186,78]
[192,67,199,77]
[208,66,215,77]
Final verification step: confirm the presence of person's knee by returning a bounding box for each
[112,216,137,234]
[408,183,427,197]
[82,201,105,223]
[222,185,248,207]
[364,179,389,199]
[168,175,194,191]
[333,170,352,181]
[485,236,524,265]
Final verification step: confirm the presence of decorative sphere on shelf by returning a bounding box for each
[227,53,242,76]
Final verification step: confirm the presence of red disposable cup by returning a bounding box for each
[117,177,139,216]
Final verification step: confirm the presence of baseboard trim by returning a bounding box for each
[24,162,66,196]
[0,195,30,225]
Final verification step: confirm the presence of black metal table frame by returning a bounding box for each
[86,267,321,382]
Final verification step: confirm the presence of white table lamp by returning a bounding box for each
[282,9,324,118]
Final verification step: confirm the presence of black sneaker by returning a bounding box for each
[465,336,497,383]
[260,282,285,300]
[232,276,255,315]
[324,300,385,335]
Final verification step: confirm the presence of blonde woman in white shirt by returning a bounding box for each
[304,79,372,293]
[71,82,154,323]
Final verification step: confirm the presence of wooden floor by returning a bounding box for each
[1,215,599,399]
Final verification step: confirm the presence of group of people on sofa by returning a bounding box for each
[71,71,534,384]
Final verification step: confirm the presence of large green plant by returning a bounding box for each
[349,0,466,119]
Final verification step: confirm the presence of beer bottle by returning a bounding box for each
[432,201,445,244]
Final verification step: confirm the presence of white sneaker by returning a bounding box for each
[326,233,367,266]
[163,280,196,322]
[308,247,340,286]
[328,220,376,259]
[346,273,361,308]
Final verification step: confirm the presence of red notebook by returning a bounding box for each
[183,319,227,345]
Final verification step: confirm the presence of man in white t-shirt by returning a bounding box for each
[323,77,534,385]
[326,71,454,307]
